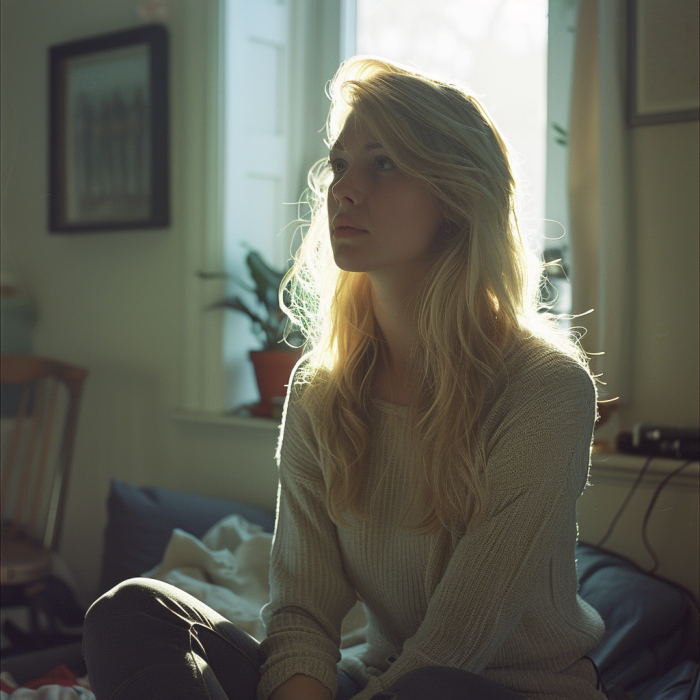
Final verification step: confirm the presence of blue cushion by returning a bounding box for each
[98,479,276,595]
[576,543,699,696]
[633,660,699,700]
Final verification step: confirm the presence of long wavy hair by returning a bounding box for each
[281,56,588,536]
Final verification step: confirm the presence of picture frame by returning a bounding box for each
[49,24,169,232]
[626,0,700,126]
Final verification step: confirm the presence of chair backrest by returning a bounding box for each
[1,355,88,551]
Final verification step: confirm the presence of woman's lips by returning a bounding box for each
[333,226,369,239]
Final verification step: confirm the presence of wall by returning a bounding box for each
[570,0,699,430]
[0,0,284,607]
[620,121,699,429]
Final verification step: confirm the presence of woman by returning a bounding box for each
[83,57,609,700]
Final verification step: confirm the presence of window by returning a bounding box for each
[182,0,347,413]
[356,0,575,318]
[545,0,578,319]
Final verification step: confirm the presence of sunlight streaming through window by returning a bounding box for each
[356,0,549,253]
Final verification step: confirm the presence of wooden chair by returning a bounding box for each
[1,355,88,642]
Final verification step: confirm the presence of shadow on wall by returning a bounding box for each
[60,361,173,605]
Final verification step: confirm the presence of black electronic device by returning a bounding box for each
[616,424,700,460]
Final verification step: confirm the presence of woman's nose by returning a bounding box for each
[331,167,362,205]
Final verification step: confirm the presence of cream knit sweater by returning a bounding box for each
[258,337,607,700]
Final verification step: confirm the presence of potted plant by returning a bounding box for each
[200,251,304,417]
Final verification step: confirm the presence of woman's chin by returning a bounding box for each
[331,249,372,273]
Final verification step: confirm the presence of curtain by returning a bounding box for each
[568,0,632,402]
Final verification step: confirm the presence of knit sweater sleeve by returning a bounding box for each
[257,384,358,700]
[349,356,597,700]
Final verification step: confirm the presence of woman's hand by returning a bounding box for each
[269,673,332,700]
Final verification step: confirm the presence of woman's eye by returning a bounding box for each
[328,158,346,174]
[326,156,392,175]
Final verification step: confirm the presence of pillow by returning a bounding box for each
[633,660,699,700]
[576,542,699,696]
[98,479,276,595]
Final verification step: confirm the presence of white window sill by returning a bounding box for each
[167,416,699,482]
[591,446,699,486]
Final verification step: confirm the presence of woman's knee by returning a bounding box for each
[85,577,166,628]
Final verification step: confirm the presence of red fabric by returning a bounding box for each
[22,664,78,690]
[1,676,19,693]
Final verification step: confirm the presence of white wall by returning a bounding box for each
[620,121,699,430]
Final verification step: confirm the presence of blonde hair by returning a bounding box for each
[282,56,587,536]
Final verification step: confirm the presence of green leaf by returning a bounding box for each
[197,269,256,295]
[204,250,299,351]
[209,296,266,327]
[246,252,284,310]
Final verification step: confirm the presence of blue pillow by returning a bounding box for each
[576,543,699,696]
[633,660,699,700]
[98,479,276,595]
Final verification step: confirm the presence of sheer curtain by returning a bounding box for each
[568,0,632,402]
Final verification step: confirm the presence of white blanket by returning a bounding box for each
[142,513,368,645]
[143,514,274,641]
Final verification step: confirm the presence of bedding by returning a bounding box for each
[98,479,275,594]
[92,480,699,700]
[143,515,273,641]
[575,543,699,700]
[1,664,94,699]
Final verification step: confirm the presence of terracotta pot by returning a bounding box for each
[249,349,302,416]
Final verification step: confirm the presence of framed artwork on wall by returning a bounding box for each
[626,0,700,126]
[49,24,169,232]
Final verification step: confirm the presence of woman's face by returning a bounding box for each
[327,116,445,279]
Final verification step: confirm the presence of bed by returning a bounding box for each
[2,479,699,699]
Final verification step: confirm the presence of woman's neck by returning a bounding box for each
[369,277,420,405]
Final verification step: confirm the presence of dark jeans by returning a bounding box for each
[83,578,584,699]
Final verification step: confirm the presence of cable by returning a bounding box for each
[595,456,652,548]
[641,460,693,575]
[586,453,700,616]
[595,456,697,575]
[581,454,700,696]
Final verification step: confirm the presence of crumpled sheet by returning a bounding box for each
[143,513,275,642]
